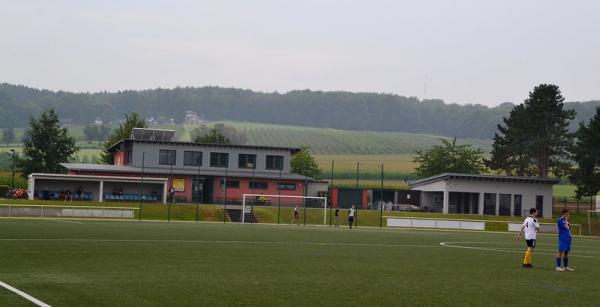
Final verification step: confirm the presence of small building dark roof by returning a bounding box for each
[409,173,560,188]
[61,163,311,181]
[106,139,301,154]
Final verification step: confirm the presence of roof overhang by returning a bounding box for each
[409,173,560,189]
[61,163,312,181]
[29,173,168,184]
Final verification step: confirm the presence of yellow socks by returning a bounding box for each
[523,250,533,264]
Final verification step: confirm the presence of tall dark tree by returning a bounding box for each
[570,107,600,198]
[84,124,112,144]
[487,84,575,178]
[83,124,98,144]
[2,127,15,145]
[20,109,79,175]
[291,146,322,179]
[414,138,486,178]
[101,113,146,164]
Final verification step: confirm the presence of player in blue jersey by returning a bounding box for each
[556,209,575,271]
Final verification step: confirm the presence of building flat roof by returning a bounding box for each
[106,139,301,154]
[61,163,311,181]
[409,173,560,188]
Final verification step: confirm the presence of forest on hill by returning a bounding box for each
[1,83,599,139]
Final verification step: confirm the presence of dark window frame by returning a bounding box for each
[499,193,511,216]
[277,183,297,191]
[184,151,203,166]
[210,152,229,168]
[249,181,268,190]
[238,154,257,169]
[513,194,522,217]
[220,178,239,189]
[483,193,496,215]
[266,155,284,170]
[159,149,176,165]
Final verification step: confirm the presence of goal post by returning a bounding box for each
[242,194,328,225]
[588,210,600,236]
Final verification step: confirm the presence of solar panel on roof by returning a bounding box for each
[131,128,175,141]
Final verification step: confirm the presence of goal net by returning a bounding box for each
[242,194,328,225]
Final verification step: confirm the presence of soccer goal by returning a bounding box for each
[241,194,328,225]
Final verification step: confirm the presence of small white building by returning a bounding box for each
[409,173,559,219]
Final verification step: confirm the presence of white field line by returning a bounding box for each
[0,281,51,307]
[0,238,440,249]
[49,219,82,224]
[439,241,600,259]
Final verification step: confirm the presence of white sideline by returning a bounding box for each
[0,281,51,307]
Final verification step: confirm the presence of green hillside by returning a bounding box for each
[181,121,491,155]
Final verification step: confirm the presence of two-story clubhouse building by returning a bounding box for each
[28,128,313,204]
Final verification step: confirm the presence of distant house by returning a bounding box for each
[184,111,205,125]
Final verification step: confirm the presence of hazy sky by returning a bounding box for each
[1,0,598,106]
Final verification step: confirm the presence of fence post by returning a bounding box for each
[329,160,334,227]
[379,163,384,229]
[277,169,282,225]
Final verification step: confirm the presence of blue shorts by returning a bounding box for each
[558,240,571,252]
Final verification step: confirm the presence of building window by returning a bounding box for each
[220,179,239,189]
[277,183,296,191]
[239,154,257,169]
[499,194,511,216]
[159,150,176,165]
[210,152,229,168]
[536,195,544,217]
[184,151,203,166]
[266,155,283,170]
[249,181,268,190]
[483,193,496,215]
[514,195,522,217]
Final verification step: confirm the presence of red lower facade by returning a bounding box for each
[68,170,306,204]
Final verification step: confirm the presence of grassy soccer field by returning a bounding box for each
[0,219,598,306]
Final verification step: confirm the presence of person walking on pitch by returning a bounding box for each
[348,205,356,229]
[335,208,340,227]
[516,208,540,268]
[293,206,299,225]
[556,209,575,271]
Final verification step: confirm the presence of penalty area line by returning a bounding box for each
[0,238,439,249]
[0,281,51,307]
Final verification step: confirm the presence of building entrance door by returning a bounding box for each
[192,176,212,203]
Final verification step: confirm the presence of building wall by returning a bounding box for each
[128,142,292,174]
[414,179,554,218]
[307,181,329,197]
[212,177,305,205]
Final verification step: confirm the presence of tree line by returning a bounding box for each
[415,84,600,199]
[1,83,599,139]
